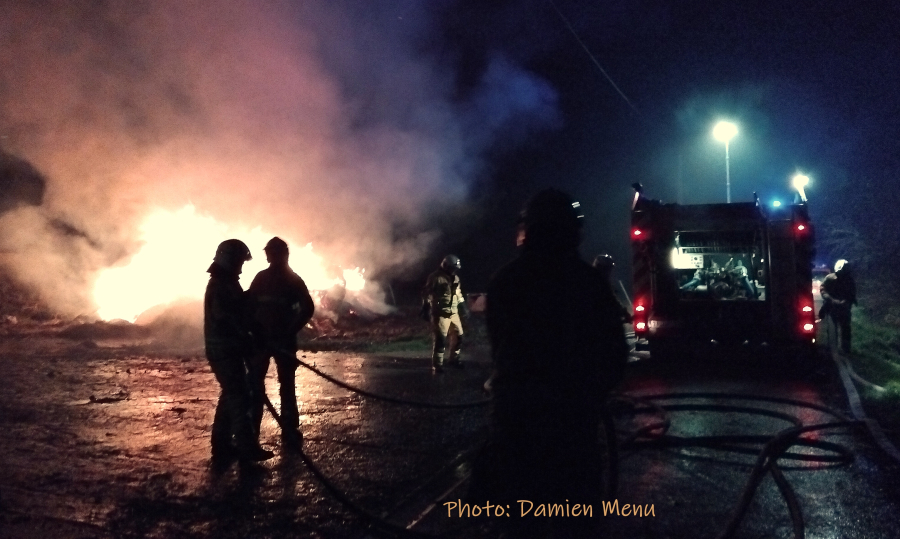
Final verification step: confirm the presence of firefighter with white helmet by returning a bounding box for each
[204,239,274,467]
[820,258,858,353]
[421,254,466,373]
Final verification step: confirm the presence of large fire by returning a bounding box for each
[93,205,365,322]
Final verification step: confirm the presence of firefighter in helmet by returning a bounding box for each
[204,239,274,466]
[421,254,467,373]
[593,253,633,322]
[820,259,857,354]
[246,237,315,452]
[470,189,628,538]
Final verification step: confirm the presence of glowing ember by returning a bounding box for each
[93,205,364,321]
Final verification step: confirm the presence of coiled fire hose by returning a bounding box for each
[272,349,890,539]
[614,392,859,539]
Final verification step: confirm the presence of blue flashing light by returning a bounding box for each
[772,200,782,207]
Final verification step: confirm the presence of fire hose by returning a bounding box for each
[614,392,859,539]
[261,392,445,538]
[293,353,489,409]
[268,348,884,539]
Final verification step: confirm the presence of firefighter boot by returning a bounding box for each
[447,350,464,369]
[447,336,464,369]
[282,430,303,454]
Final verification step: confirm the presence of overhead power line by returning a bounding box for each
[549,0,641,116]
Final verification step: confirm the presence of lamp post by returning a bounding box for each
[713,121,738,203]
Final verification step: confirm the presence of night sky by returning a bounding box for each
[430,0,899,289]
[1,0,897,309]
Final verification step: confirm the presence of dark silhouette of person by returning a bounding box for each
[471,189,629,538]
[246,237,315,452]
[204,239,274,467]
[820,259,857,354]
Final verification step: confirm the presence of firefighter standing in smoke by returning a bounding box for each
[820,258,858,354]
[471,189,628,538]
[246,237,315,451]
[421,255,467,373]
[204,239,274,464]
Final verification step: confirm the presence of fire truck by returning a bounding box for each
[629,184,817,361]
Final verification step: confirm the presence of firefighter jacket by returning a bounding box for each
[820,271,857,308]
[246,265,315,343]
[423,269,463,318]
[487,249,629,400]
[204,268,253,354]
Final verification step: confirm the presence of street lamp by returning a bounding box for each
[713,121,738,203]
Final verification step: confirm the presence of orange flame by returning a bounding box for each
[93,205,364,321]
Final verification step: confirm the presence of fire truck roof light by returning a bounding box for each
[797,224,806,231]
[633,229,642,236]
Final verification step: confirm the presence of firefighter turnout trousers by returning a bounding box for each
[431,313,464,368]
[207,347,259,456]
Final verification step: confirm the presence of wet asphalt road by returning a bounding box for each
[2,331,900,538]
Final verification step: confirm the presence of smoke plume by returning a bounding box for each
[0,0,558,318]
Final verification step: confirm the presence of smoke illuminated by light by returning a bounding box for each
[93,205,364,321]
[0,1,559,320]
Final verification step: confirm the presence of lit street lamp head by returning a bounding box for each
[713,121,738,143]
[713,120,738,203]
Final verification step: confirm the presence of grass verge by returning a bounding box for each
[841,307,900,448]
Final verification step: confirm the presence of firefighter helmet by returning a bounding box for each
[519,188,583,249]
[593,254,614,268]
[211,239,252,272]
[441,254,461,274]
[264,237,289,255]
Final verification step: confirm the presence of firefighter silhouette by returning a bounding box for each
[470,189,628,539]
[246,237,315,452]
[204,239,274,467]
[820,259,857,353]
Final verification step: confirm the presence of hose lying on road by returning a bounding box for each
[277,349,882,539]
[285,349,489,409]
[616,392,860,539]
[831,351,900,464]
[261,393,440,539]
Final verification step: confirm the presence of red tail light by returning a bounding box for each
[633,300,648,334]
[799,300,815,334]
